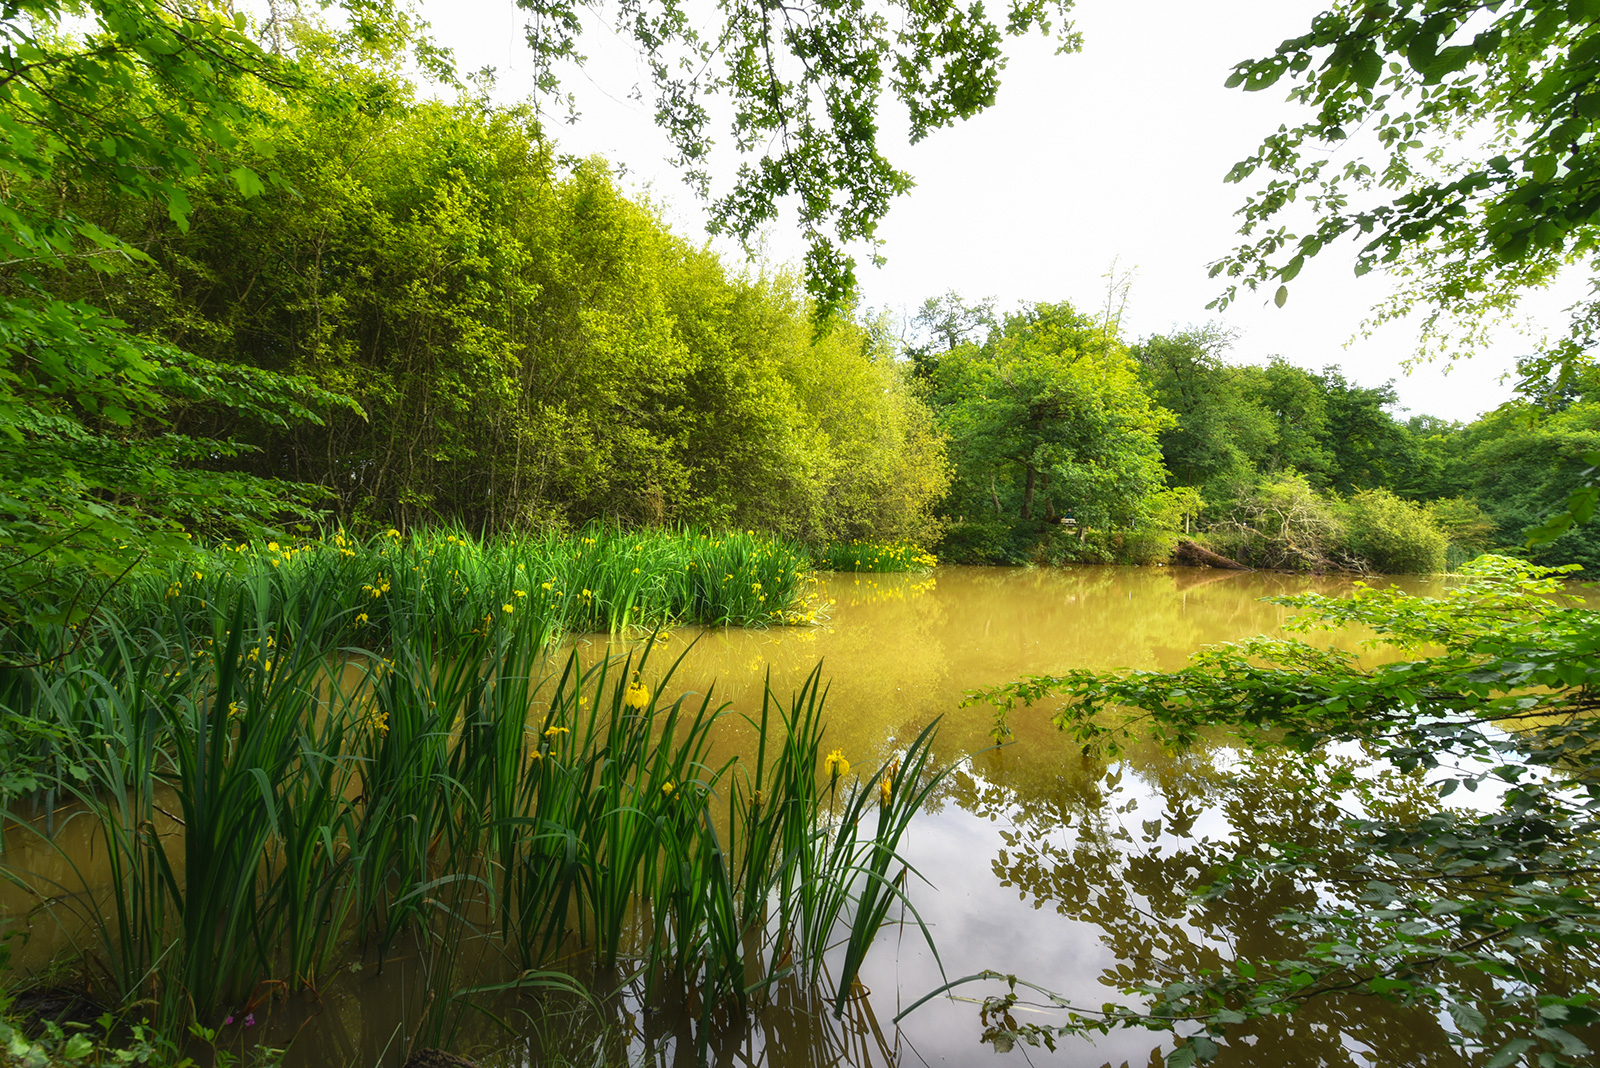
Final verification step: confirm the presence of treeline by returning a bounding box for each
[14,22,947,560]
[910,302,1594,574]
[12,9,1582,583]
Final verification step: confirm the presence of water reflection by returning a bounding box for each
[596,566,1468,1067]
[519,565,1471,1067]
[940,750,1473,1067]
[8,565,1486,1067]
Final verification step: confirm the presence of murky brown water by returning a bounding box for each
[6,565,1480,1067]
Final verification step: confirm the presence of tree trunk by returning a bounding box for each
[1173,539,1251,570]
[1021,464,1036,521]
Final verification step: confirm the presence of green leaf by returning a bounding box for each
[229,165,265,198]
[166,187,193,232]
[1533,1027,1591,1058]
[1352,48,1382,89]
[1274,285,1288,308]
[1447,1001,1487,1035]
[1484,1037,1536,1067]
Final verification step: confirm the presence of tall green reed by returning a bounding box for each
[109,524,816,651]
[1,538,945,1053]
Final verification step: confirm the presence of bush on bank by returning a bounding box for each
[932,474,1480,574]
[1192,474,1473,574]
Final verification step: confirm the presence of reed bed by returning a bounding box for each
[0,562,945,1055]
[2,526,820,803]
[132,524,815,642]
[813,539,937,573]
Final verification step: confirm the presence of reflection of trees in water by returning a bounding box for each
[931,565,1343,679]
[611,980,905,1068]
[953,745,1497,1068]
[500,566,1483,1068]
[271,942,910,1068]
[464,975,912,1068]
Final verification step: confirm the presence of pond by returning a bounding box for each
[220,563,1460,1068]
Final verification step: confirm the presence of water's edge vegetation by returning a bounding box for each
[1,527,945,1064]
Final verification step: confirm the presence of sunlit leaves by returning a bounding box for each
[0,2,355,622]
[1211,0,1600,417]
[931,301,1173,538]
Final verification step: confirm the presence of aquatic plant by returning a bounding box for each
[0,525,823,799]
[0,571,944,1051]
[117,524,816,643]
[813,539,937,573]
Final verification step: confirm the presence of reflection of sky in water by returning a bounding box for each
[14,565,1488,1068]
[864,778,1179,1068]
[560,566,1474,1068]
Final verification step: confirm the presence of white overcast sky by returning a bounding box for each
[418,0,1576,423]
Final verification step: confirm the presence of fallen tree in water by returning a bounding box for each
[1171,540,1251,570]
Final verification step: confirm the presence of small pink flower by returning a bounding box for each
[223,1016,234,1026]
[244,1014,255,1028]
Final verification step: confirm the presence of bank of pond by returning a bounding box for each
[0,531,1593,1068]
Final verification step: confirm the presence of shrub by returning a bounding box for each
[1342,488,1448,574]
[1203,472,1351,571]
[935,518,1027,564]
[1424,496,1501,568]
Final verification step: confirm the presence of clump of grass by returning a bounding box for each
[814,539,937,573]
[115,524,816,647]
[0,569,945,1052]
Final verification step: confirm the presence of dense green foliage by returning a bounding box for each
[921,301,1178,564]
[0,3,951,630]
[0,0,360,620]
[905,298,1568,574]
[1087,325,1595,574]
[903,288,1600,575]
[37,32,948,546]
[1457,402,1600,573]
[908,306,1480,572]
[1135,329,1420,497]
[965,557,1600,1066]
